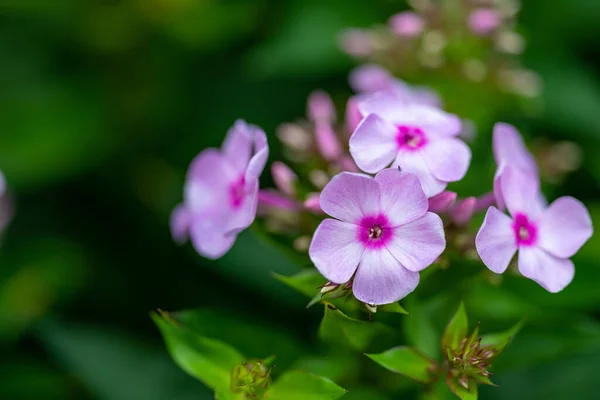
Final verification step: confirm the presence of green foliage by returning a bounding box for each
[441,303,468,352]
[366,347,437,384]
[266,370,347,400]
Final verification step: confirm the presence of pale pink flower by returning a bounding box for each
[309,169,445,305]
[170,120,269,259]
[493,122,538,210]
[389,11,425,38]
[468,8,501,36]
[339,29,374,57]
[476,167,592,292]
[349,92,470,197]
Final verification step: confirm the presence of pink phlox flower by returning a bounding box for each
[170,120,269,259]
[388,11,425,38]
[468,8,501,36]
[349,92,471,197]
[493,122,538,210]
[476,166,592,293]
[309,169,445,305]
[349,65,442,108]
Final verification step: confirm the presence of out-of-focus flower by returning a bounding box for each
[476,167,592,292]
[428,191,457,213]
[388,11,425,38]
[0,170,13,235]
[170,120,269,259]
[349,93,470,196]
[271,162,297,197]
[307,90,336,124]
[468,8,501,36]
[449,197,477,227]
[309,169,445,305]
[303,192,323,214]
[492,122,537,210]
[339,28,374,57]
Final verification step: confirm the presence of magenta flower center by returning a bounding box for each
[228,176,246,209]
[357,214,392,249]
[396,125,427,151]
[512,213,538,247]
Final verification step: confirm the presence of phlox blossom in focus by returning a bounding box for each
[349,92,471,197]
[476,167,592,292]
[171,120,268,259]
[309,169,445,305]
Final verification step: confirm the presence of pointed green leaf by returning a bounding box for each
[379,302,409,315]
[365,346,437,384]
[273,270,326,298]
[447,377,478,400]
[442,303,468,352]
[266,370,347,400]
[480,320,524,351]
[318,303,392,351]
[151,311,245,392]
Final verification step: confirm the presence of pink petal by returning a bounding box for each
[349,64,393,93]
[222,120,253,174]
[428,191,457,213]
[245,125,269,181]
[405,105,462,137]
[170,204,190,244]
[272,162,297,197]
[353,249,420,305]
[185,149,236,212]
[307,90,336,123]
[475,207,517,274]
[393,151,447,197]
[345,96,364,134]
[374,169,428,226]
[319,172,381,223]
[421,138,471,182]
[492,123,537,174]
[303,192,323,214]
[349,114,397,174]
[385,213,445,272]
[450,197,477,227]
[227,179,259,234]
[518,247,575,293]
[357,92,408,124]
[499,166,544,218]
[493,166,505,211]
[309,219,364,284]
[189,213,237,260]
[538,196,593,258]
[315,121,342,161]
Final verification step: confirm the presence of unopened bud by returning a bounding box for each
[468,8,501,36]
[320,282,340,294]
[308,90,336,123]
[450,197,477,227]
[428,191,457,213]
[315,121,342,161]
[304,192,323,214]
[230,360,271,398]
[458,375,470,390]
[339,29,374,57]
[345,96,364,134]
[388,11,424,38]
[272,162,297,197]
[365,303,378,313]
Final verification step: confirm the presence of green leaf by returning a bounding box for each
[442,303,468,352]
[151,311,245,392]
[273,270,326,298]
[379,302,409,315]
[404,297,443,360]
[480,320,524,354]
[318,303,392,352]
[447,377,478,400]
[267,370,347,400]
[366,346,437,384]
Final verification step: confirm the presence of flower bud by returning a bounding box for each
[230,359,272,398]
[304,192,323,214]
[339,29,374,57]
[315,121,342,161]
[307,90,336,123]
[345,96,364,134]
[258,190,300,212]
[450,197,477,227]
[271,162,297,197]
[468,8,501,36]
[428,191,457,213]
[388,11,425,38]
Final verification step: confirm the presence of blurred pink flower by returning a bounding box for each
[271,162,297,197]
[476,167,592,292]
[349,92,470,196]
[492,122,538,210]
[339,29,373,57]
[307,90,336,123]
[388,11,425,38]
[309,169,445,305]
[170,120,269,259]
[468,8,501,36]
[428,191,457,213]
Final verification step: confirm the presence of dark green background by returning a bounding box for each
[1,0,600,399]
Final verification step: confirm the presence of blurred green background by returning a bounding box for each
[1,0,600,399]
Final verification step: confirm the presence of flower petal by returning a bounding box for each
[499,165,544,218]
[475,207,518,274]
[353,249,420,305]
[223,120,253,174]
[374,169,428,226]
[320,172,381,223]
[357,92,407,123]
[226,179,259,234]
[349,114,397,174]
[185,149,236,212]
[518,247,575,293]
[421,138,471,182]
[309,219,364,284]
[245,124,269,181]
[385,213,445,272]
[189,213,237,260]
[393,151,446,197]
[538,196,593,258]
[492,122,537,174]
[170,204,190,244]
[404,105,462,137]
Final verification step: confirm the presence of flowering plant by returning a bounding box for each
[157,2,593,399]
